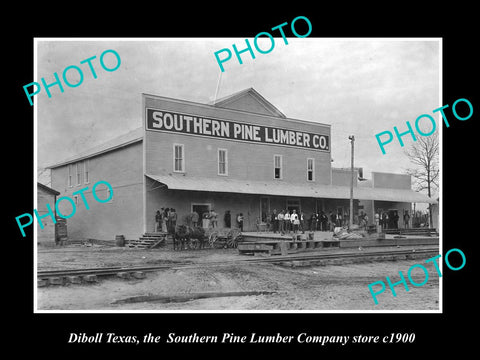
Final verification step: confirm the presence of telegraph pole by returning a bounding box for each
[348,135,355,229]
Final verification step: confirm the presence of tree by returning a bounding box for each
[404,132,439,227]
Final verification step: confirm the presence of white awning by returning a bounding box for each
[146,174,436,203]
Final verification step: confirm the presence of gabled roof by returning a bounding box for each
[37,182,60,196]
[45,89,289,169]
[46,127,143,169]
[213,87,286,118]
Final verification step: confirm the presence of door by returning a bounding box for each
[388,209,398,229]
[260,197,270,222]
[286,199,301,213]
[192,204,211,224]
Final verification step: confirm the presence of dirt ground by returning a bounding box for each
[36,245,440,311]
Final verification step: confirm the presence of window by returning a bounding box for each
[307,158,314,181]
[68,164,73,187]
[218,148,228,175]
[84,160,89,184]
[75,162,82,185]
[173,144,185,172]
[274,155,282,179]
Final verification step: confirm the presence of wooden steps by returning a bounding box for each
[127,232,170,249]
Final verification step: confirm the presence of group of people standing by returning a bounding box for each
[375,210,410,229]
[267,209,368,234]
[377,210,400,230]
[310,211,348,231]
[155,207,413,234]
[156,208,244,233]
[155,208,177,234]
[187,209,219,229]
[267,209,305,235]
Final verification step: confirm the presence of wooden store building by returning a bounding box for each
[47,88,434,241]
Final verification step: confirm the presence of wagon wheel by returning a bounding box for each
[226,228,242,248]
[189,238,199,250]
[208,231,219,248]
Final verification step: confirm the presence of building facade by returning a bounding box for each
[49,130,144,240]
[36,183,60,246]
[47,88,434,241]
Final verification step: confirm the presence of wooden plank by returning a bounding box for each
[237,244,274,251]
[254,251,271,257]
[148,238,166,249]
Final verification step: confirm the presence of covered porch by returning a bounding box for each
[144,174,435,233]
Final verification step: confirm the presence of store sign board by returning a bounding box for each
[145,108,330,152]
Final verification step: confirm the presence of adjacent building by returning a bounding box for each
[36,182,60,246]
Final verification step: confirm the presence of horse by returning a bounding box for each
[188,226,207,249]
[173,225,206,250]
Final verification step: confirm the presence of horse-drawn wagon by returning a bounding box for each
[206,228,242,249]
[173,225,242,250]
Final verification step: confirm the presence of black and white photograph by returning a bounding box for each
[33,38,441,312]
[7,7,477,355]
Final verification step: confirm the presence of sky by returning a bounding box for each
[35,38,441,191]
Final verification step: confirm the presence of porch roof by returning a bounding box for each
[146,174,435,204]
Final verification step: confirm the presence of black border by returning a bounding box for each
[8,5,478,356]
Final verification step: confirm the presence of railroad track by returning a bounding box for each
[38,247,439,281]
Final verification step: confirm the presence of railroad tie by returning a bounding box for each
[48,277,63,286]
[37,278,49,287]
[83,274,98,283]
[65,275,82,284]
[132,271,146,279]
[116,272,131,279]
